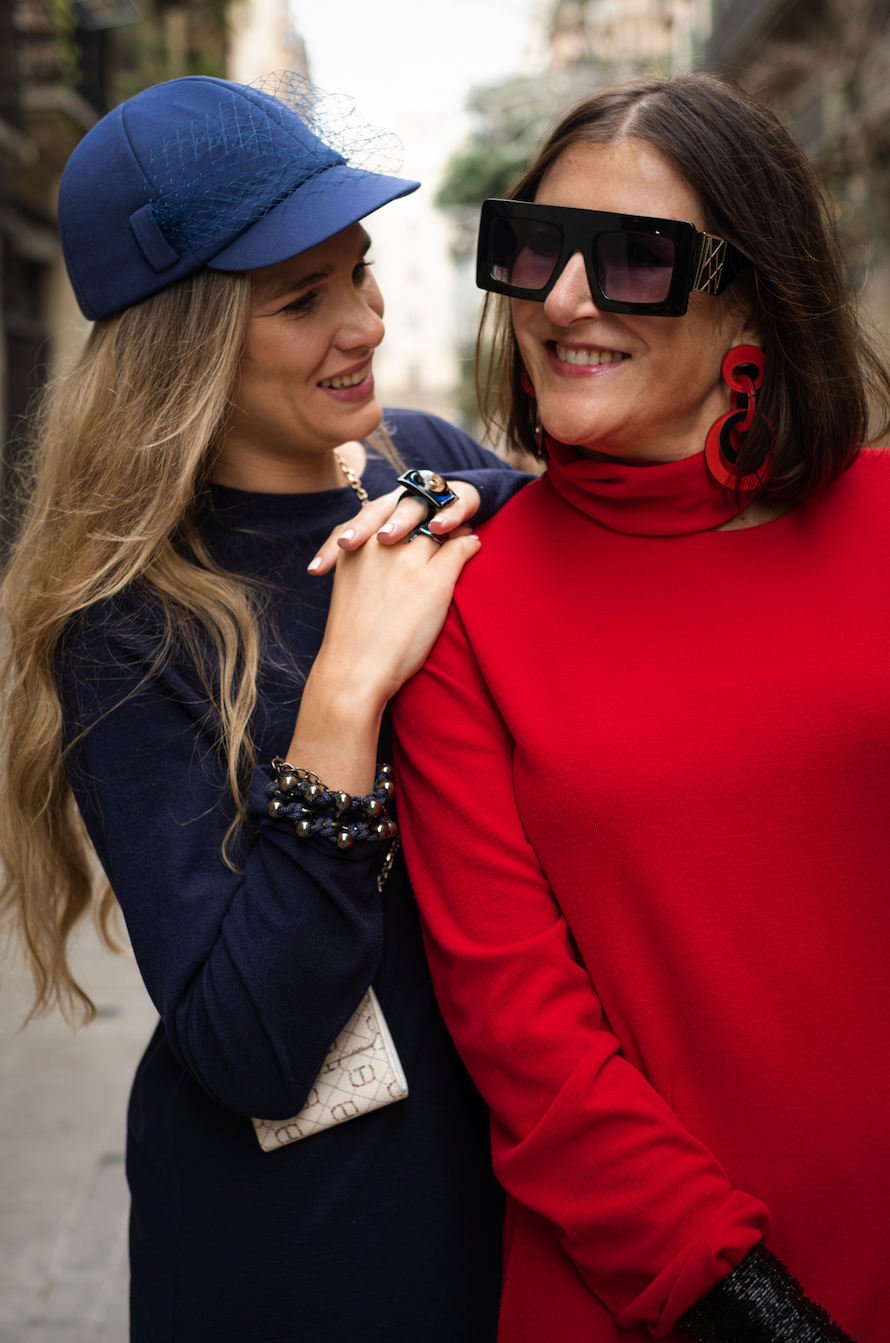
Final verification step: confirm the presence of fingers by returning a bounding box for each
[307,479,482,574]
[375,480,481,545]
[312,523,483,704]
[308,491,405,575]
[425,482,482,538]
[373,496,431,545]
[424,529,482,579]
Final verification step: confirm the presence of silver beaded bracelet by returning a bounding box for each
[264,758,397,849]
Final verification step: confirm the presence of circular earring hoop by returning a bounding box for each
[704,344,770,491]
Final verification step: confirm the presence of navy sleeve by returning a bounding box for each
[383,408,533,525]
[62,601,384,1121]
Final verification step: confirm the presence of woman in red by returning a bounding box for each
[393,76,890,1342]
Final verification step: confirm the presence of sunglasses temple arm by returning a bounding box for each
[692,232,752,296]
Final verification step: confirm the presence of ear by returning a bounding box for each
[738,321,762,350]
[723,301,763,351]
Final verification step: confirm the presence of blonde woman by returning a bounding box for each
[0,75,525,1342]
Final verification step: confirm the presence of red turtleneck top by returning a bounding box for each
[393,447,890,1343]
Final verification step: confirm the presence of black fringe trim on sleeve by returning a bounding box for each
[676,1243,857,1342]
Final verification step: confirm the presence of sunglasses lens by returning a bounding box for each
[489,216,563,291]
[595,232,675,304]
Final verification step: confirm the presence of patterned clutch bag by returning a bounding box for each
[251,986,409,1151]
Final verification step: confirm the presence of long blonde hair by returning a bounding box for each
[0,266,395,1024]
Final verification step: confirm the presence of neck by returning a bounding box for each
[211,436,367,494]
[543,432,763,537]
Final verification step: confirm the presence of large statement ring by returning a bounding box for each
[395,469,459,541]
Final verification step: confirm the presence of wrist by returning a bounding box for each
[264,762,397,849]
[284,669,384,796]
[306,650,391,721]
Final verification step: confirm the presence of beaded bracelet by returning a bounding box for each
[264,758,397,850]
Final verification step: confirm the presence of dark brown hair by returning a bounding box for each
[478,74,890,500]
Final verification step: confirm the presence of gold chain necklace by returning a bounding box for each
[333,448,369,505]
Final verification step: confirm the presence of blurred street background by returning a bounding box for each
[2,0,890,1337]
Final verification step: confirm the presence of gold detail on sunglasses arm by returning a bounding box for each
[692,234,727,295]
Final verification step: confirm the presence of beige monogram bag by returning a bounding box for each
[251,985,409,1150]
[252,837,406,1151]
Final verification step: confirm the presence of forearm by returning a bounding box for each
[167,794,385,1116]
[288,515,482,794]
[283,662,385,794]
[65,644,388,1118]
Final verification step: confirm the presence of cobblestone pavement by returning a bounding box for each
[0,924,157,1343]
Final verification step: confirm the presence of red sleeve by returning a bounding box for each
[393,603,769,1336]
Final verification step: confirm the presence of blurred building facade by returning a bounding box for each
[228,0,307,84]
[1,0,98,503]
[705,0,890,341]
[548,0,711,75]
[0,0,305,516]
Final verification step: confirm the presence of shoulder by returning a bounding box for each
[461,468,564,558]
[63,584,169,657]
[382,408,506,472]
[449,472,566,623]
[63,589,158,666]
[837,445,890,499]
[798,446,890,538]
[60,587,199,723]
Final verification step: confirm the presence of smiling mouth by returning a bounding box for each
[552,343,630,365]
[319,364,370,390]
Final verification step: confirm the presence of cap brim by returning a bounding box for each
[207,163,419,272]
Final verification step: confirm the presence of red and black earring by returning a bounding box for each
[704,344,770,491]
[519,366,545,458]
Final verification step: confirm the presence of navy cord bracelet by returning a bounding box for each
[265,759,397,849]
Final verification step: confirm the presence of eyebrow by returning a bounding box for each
[263,235,373,304]
[265,269,328,302]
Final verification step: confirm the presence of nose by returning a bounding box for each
[543,250,604,327]
[336,276,385,353]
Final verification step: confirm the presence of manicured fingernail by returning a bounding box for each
[340,528,355,541]
[378,522,394,535]
[307,557,321,572]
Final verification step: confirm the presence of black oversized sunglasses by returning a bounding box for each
[476,199,749,317]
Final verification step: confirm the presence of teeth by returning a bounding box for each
[555,344,626,365]
[320,367,368,389]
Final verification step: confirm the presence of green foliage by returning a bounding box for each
[435,69,605,211]
[50,0,81,86]
[188,46,226,78]
[435,75,559,210]
[435,145,528,208]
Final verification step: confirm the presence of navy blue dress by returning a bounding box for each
[61,413,527,1342]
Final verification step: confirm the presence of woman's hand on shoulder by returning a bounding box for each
[289,524,481,793]
[315,522,481,708]
[307,480,482,575]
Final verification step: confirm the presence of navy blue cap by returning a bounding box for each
[59,75,420,320]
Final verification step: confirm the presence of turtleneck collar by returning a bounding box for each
[543,433,759,537]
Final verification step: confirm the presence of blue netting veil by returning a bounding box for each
[142,71,407,259]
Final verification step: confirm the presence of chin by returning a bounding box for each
[343,398,383,441]
[540,411,597,448]
[537,392,599,442]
